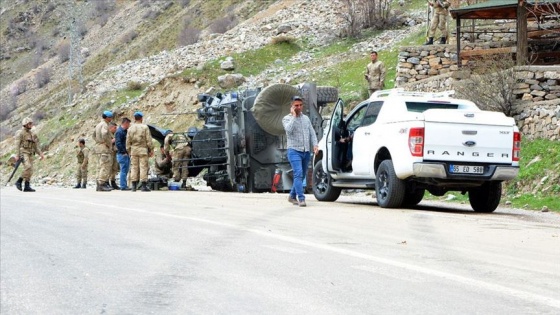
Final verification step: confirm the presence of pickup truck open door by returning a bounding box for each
[325,98,344,172]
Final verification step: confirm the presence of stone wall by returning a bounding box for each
[398,63,560,141]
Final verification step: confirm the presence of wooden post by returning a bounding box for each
[456,16,461,67]
[517,0,528,65]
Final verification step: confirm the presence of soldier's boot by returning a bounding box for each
[181,180,187,189]
[23,181,36,192]
[15,177,23,191]
[424,37,434,45]
[73,182,81,189]
[439,37,447,44]
[97,181,111,192]
[103,181,113,190]
[110,180,120,190]
[140,181,151,192]
[81,181,87,189]
[131,181,138,192]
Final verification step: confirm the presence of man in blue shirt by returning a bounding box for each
[115,117,131,190]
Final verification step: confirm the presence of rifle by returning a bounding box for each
[6,156,23,185]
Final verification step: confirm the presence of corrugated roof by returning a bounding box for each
[450,0,560,19]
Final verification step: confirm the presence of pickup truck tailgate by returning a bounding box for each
[423,110,515,164]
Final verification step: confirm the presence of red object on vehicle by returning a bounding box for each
[409,127,424,157]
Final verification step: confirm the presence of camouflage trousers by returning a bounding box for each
[172,146,191,181]
[111,153,120,181]
[428,13,449,38]
[76,164,88,184]
[20,153,34,181]
[95,152,113,182]
[130,154,149,182]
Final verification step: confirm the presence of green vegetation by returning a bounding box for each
[182,41,301,86]
[428,139,560,212]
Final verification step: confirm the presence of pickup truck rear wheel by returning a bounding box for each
[312,160,341,201]
[469,182,502,213]
[402,188,425,207]
[375,160,406,208]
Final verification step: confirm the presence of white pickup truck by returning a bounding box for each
[312,89,521,212]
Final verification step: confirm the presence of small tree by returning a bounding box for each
[339,0,394,38]
[454,54,517,116]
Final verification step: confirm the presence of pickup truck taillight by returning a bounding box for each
[513,132,521,161]
[409,127,424,157]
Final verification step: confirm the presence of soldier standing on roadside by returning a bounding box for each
[126,111,154,192]
[74,138,89,189]
[364,51,386,95]
[93,110,114,192]
[14,117,44,192]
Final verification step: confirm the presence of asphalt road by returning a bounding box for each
[1,187,559,315]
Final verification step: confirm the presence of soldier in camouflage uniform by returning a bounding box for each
[424,0,451,45]
[164,130,194,190]
[93,110,114,192]
[364,51,386,95]
[154,146,173,179]
[14,117,44,192]
[126,111,154,192]
[74,138,89,189]
[108,122,120,190]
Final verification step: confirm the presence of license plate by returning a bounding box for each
[449,164,484,174]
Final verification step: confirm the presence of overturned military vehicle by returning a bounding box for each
[150,83,338,192]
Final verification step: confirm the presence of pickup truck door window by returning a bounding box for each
[352,102,383,175]
[326,99,344,172]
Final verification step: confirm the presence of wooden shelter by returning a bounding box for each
[450,0,560,65]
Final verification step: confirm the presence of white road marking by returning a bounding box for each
[11,194,560,310]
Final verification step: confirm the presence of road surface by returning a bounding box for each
[1,187,559,314]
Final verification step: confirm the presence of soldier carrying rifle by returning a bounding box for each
[14,117,44,192]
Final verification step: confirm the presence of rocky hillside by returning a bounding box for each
[1,0,426,185]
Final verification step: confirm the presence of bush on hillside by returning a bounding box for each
[178,26,201,46]
[11,80,27,96]
[270,35,296,45]
[209,15,237,34]
[35,67,51,88]
[127,81,143,91]
[0,97,17,121]
[57,40,70,63]
[180,0,191,8]
[121,30,138,44]
[454,54,517,116]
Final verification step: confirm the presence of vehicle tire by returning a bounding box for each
[312,160,341,202]
[469,181,501,213]
[317,86,338,104]
[375,160,406,208]
[402,187,425,208]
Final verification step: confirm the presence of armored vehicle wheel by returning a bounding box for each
[468,181,501,213]
[375,160,405,208]
[317,86,338,103]
[402,187,425,207]
[312,161,341,201]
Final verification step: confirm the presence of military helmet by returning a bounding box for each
[22,117,33,126]
[187,126,198,138]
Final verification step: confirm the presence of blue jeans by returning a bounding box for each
[116,153,130,189]
[287,148,311,201]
